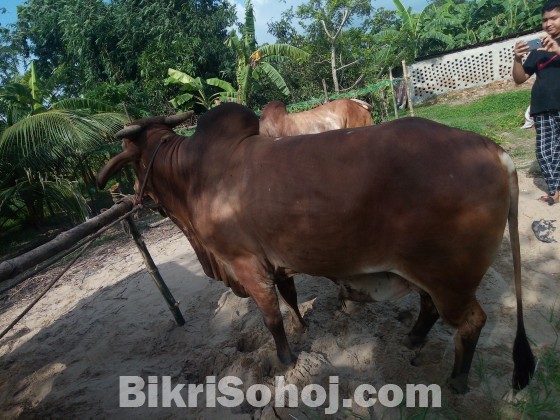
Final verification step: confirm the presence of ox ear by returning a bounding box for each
[164,111,194,128]
[96,149,140,189]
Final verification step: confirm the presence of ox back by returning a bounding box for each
[97,102,535,394]
[259,98,373,136]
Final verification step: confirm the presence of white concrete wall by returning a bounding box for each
[409,32,544,103]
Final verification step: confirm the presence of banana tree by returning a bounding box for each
[373,0,455,64]
[476,0,542,41]
[164,68,236,110]
[0,63,128,229]
[225,0,309,106]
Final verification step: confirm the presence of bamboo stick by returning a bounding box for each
[123,216,185,326]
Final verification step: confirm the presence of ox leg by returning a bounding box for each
[255,287,296,365]
[276,277,307,330]
[404,290,440,348]
[236,263,296,365]
[441,297,487,394]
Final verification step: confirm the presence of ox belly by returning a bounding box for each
[333,272,411,303]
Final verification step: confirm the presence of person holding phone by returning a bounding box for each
[513,0,560,205]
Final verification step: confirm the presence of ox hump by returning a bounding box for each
[196,103,260,140]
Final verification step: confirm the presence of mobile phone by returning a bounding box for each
[526,38,542,51]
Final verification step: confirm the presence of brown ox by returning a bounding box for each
[97,103,534,394]
[259,98,373,136]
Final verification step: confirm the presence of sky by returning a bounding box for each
[231,0,428,43]
[1,0,429,44]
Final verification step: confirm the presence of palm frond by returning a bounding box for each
[393,0,413,28]
[256,62,290,96]
[165,69,204,90]
[170,93,195,108]
[0,175,89,225]
[226,29,243,55]
[261,55,291,64]
[0,110,127,170]
[50,98,120,113]
[41,177,90,223]
[373,29,401,42]
[422,31,455,47]
[206,78,236,93]
[256,44,310,62]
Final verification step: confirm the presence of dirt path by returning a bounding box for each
[0,169,558,419]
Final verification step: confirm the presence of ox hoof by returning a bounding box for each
[278,351,298,366]
[403,335,425,349]
[446,375,469,394]
[297,320,308,332]
[291,318,308,333]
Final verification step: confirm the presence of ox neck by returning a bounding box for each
[142,129,192,184]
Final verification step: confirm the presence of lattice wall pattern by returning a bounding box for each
[409,33,543,103]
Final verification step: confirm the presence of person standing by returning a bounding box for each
[513,0,560,205]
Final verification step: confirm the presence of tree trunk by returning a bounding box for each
[331,43,339,93]
[21,193,44,229]
[0,199,134,282]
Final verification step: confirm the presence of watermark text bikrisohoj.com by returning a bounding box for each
[120,375,441,413]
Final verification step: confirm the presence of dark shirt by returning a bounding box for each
[523,49,560,115]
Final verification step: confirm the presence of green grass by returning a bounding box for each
[502,307,560,418]
[406,89,532,144]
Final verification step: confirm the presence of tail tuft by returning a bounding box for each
[512,324,536,390]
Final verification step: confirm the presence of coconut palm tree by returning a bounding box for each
[0,63,128,229]
[226,0,310,106]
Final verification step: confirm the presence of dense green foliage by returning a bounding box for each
[267,0,541,100]
[165,68,236,111]
[0,9,20,85]
[225,0,309,106]
[0,62,129,231]
[14,0,238,113]
[1,0,542,112]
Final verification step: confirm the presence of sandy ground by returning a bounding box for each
[0,169,558,419]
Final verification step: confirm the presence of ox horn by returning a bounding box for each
[115,124,143,139]
[164,111,194,128]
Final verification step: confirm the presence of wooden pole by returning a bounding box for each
[123,216,185,326]
[0,192,184,328]
[401,60,415,116]
[388,68,399,119]
[322,79,330,103]
[107,186,184,326]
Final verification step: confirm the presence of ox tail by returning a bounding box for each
[350,98,372,111]
[507,163,536,390]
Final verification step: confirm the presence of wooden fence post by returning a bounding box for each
[389,68,399,119]
[401,60,415,117]
[322,79,330,103]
